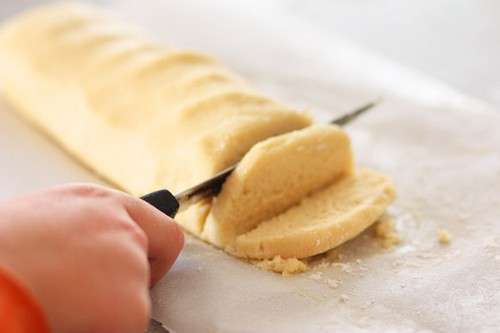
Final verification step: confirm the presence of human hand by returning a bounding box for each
[0,184,184,333]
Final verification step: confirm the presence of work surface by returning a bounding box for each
[1,1,500,332]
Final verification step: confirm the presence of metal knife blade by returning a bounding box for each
[146,318,172,333]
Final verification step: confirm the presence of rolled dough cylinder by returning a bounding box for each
[0,3,311,196]
[0,3,395,262]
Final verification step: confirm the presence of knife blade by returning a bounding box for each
[146,318,172,333]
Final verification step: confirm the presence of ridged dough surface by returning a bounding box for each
[0,3,311,196]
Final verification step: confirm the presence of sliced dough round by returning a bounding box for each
[202,124,354,246]
[230,168,396,259]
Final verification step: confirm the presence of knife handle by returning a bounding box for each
[141,190,179,218]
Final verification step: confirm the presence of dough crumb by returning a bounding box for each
[374,216,401,249]
[485,237,500,249]
[326,248,344,261]
[437,229,452,245]
[332,262,353,273]
[314,261,331,270]
[254,256,308,276]
[417,252,436,259]
[308,272,323,281]
[326,278,340,289]
[392,260,403,268]
[340,294,350,302]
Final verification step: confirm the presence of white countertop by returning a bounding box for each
[1,2,499,332]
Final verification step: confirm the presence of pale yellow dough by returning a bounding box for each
[437,229,452,245]
[0,3,396,262]
[203,124,354,247]
[253,256,308,276]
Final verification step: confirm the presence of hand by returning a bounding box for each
[0,184,184,333]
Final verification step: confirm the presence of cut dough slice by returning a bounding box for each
[202,124,354,246]
[232,168,396,259]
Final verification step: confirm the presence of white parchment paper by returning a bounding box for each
[1,1,499,332]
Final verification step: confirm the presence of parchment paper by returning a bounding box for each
[1,1,499,332]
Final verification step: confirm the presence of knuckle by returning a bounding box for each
[113,215,148,251]
[114,237,148,270]
[127,222,149,250]
[95,212,148,253]
[130,253,150,285]
[108,214,149,250]
[66,183,110,198]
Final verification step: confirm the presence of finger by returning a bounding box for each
[119,194,184,285]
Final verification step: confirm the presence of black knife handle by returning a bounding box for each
[141,189,179,218]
